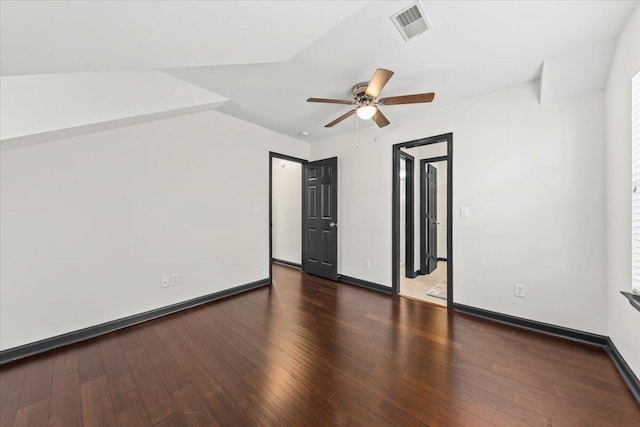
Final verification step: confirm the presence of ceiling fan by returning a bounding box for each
[307,68,435,128]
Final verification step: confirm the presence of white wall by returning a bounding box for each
[272,158,302,264]
[0,110,309,350]
[0,70,226,141]
[605,5,640,376]
[311,81,607,335]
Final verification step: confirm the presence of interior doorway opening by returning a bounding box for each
[269,152,306,282]
[269,153,339,283]
[393,134,453,309]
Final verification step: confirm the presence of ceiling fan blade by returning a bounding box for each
[325,109,357,127]
[365,68,394,99]
[372,108,390,128]
[307,97,354,105]
[379,92,435,105]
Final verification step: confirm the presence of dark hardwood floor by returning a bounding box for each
[1,264,639,426]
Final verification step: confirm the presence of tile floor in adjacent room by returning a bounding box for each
[400,261,448,306]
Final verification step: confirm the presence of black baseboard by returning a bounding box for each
[437,257,448,262]
[405,271,417,279]
[402,270,434,278]
[621,291,640,312]
[0,278,271,365]
[452,303,608,347]
[338,275,393,295]
[453,303,639,405]
[606,338,640,405]
[272,258,302,269]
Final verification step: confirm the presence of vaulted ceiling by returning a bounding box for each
[0,1,368,75]
[1,1,638,144]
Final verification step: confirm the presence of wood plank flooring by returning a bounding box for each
[1,264,638,426]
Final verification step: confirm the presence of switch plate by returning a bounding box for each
[460,208,469,218]
[252,206,262,215]
[171,273,180,286]
[161,276,170,288]
[364,259,371,269]
[514,283,526,298]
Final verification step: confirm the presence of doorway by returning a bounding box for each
[392,134,453,309]
[269,152,306,282]
[269,153,339,283]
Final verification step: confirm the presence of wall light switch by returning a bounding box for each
[252,206,262,215]
[460,208,469,218]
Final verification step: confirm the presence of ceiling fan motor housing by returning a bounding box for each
[352,82,372,104]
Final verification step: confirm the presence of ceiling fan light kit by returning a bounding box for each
[356,105,377,120]
[307,68,435,128]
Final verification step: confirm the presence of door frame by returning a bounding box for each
[268,152,308,284]
[399,150,416,278]
[419,156,448,274]
[392,133,453,309]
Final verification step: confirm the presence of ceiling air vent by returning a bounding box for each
[391,2,432,42]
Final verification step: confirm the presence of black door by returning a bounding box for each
[426,164,438,274]
[303,157,338,280]
[399,151,415,278]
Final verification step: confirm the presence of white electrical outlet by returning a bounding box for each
[161,276,170,289]
[171,273,180,286]
[514,283,526,298]
[364,259,371,269]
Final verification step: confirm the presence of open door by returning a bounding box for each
[302,157,338,281]
[425,163,438,274]
[399,151,415,278]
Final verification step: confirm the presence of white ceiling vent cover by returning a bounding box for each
[391,2,432,42]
